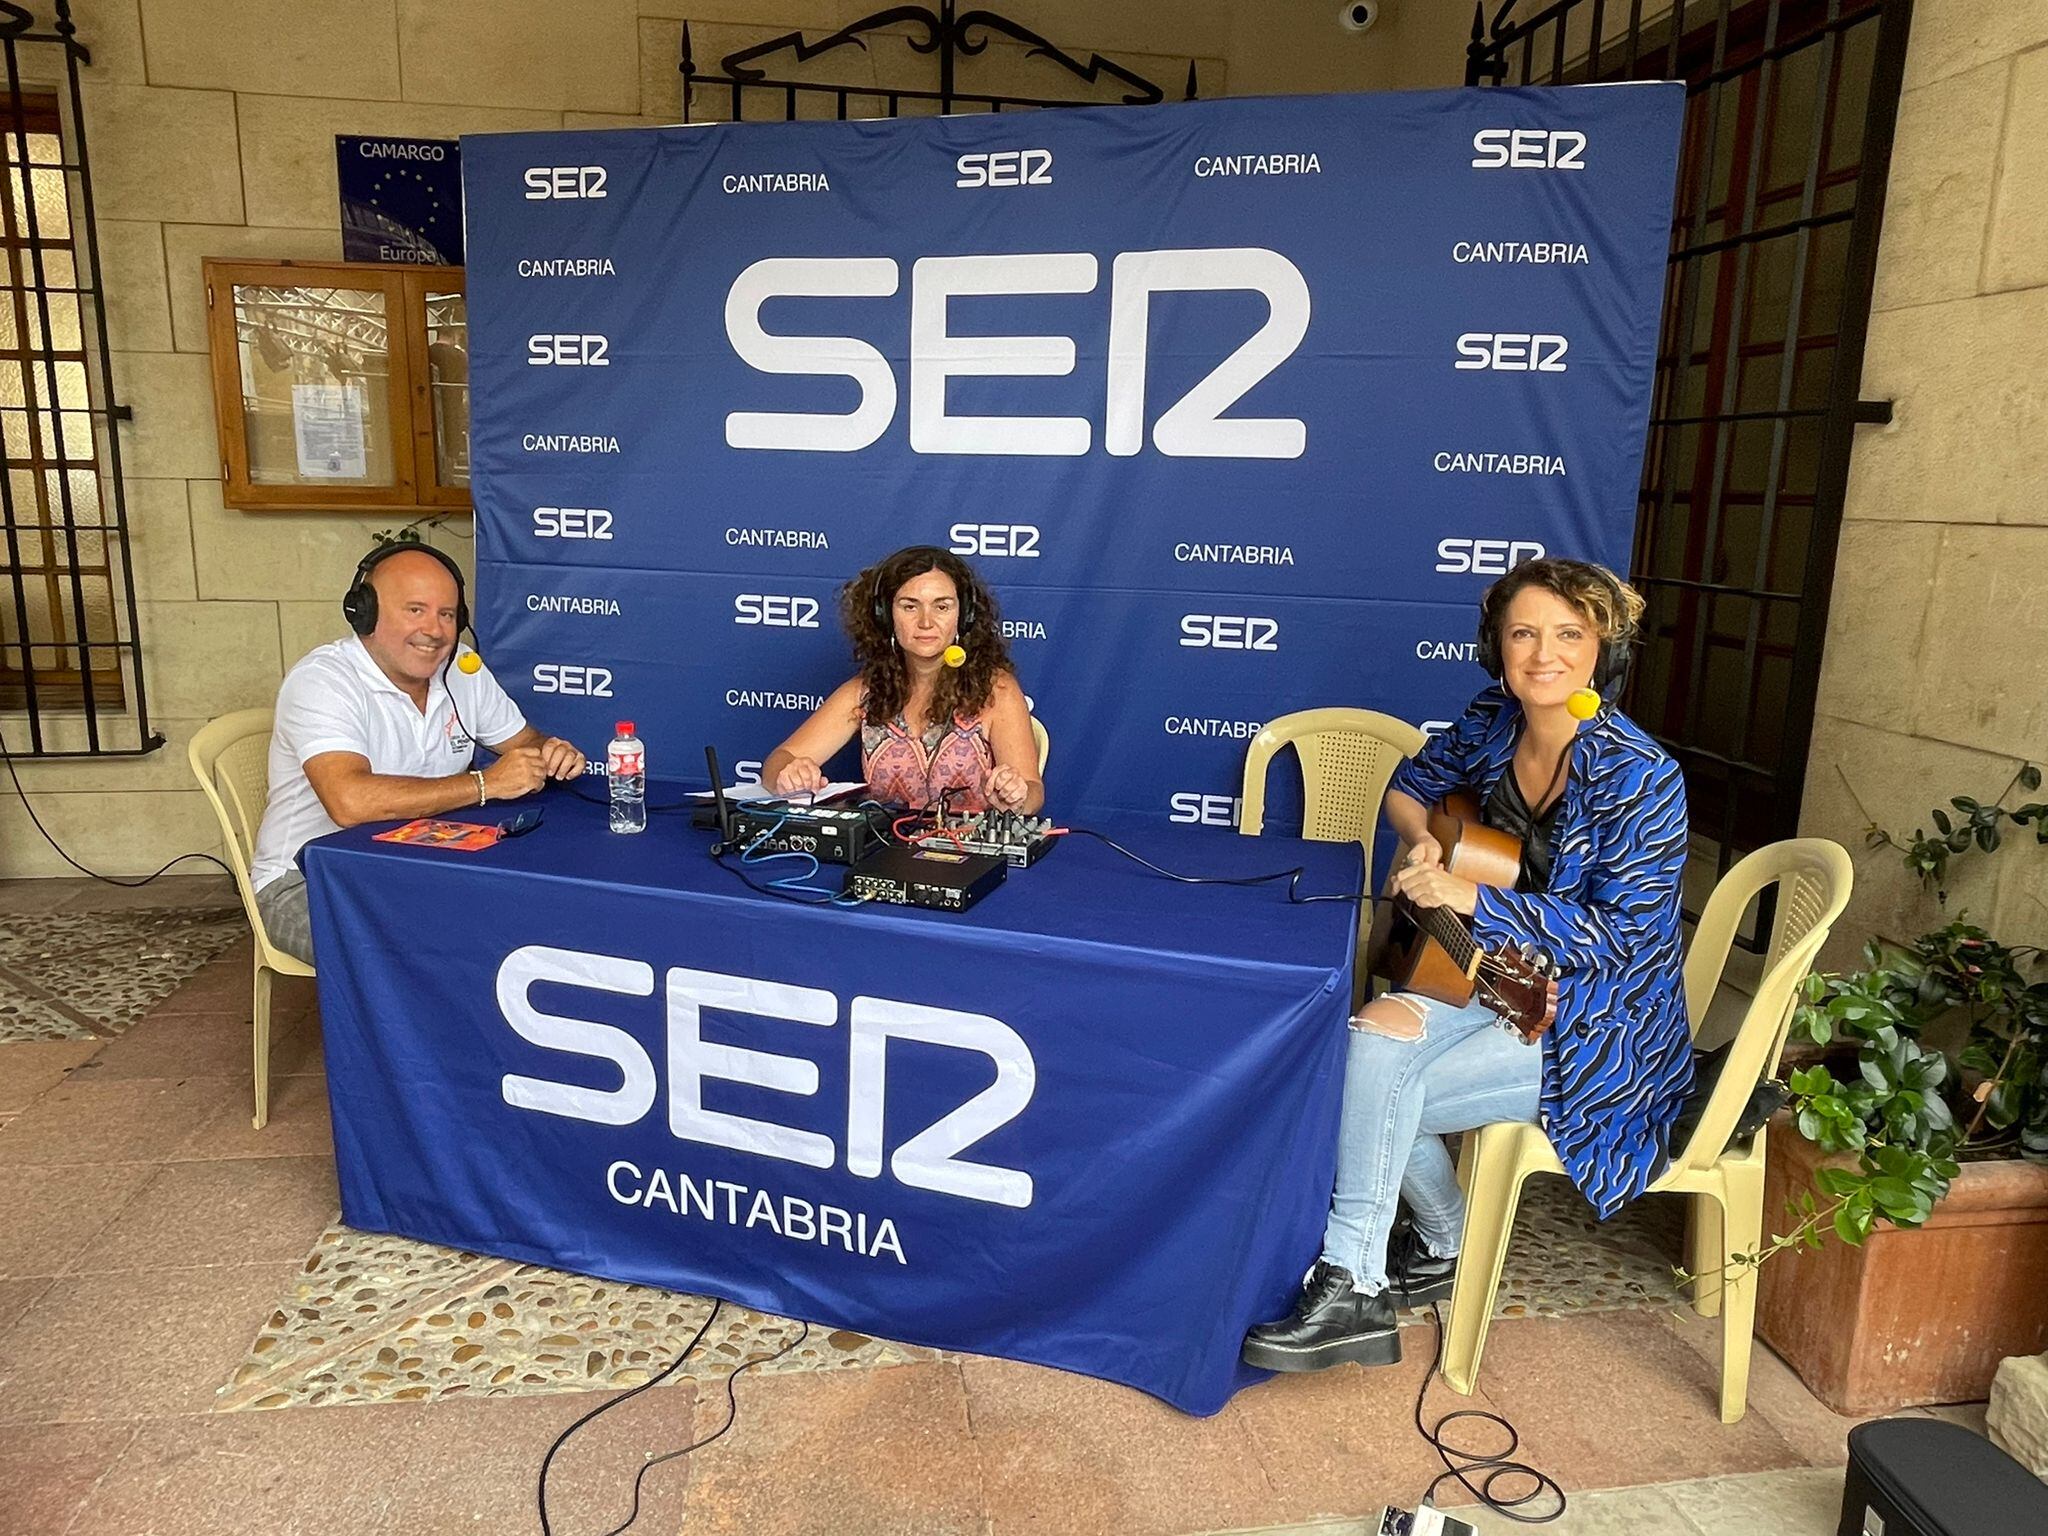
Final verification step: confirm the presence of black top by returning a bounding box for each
[1483,763,1560,894]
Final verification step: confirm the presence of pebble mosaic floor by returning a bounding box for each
[0,904,246,1042]
[2,899,1690,1414]
[215,1175,1685,1413]
[218,1226,945,1411]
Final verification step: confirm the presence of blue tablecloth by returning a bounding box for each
[303,785,1361,1414]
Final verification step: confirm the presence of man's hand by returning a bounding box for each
[986,764,1029,811]
[537,736,584,780]
[1393,858,1479,916]
[772,756,827,796]
[482,746,547,802]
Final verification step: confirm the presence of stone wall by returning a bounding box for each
[1797,0,2048,958]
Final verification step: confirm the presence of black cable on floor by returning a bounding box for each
[1412,1299,1566,1524]
[537,1298,721,1536]
[0,723,236,888]
[534,1298,812,1536]
[597,1318,810,1536]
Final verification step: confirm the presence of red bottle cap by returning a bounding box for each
[616,721,635,735]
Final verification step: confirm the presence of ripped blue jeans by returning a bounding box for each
[1319,992,1544,1294]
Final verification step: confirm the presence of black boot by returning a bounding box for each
[1387,1226,1459,1308]
[1240,1261,1402,1372]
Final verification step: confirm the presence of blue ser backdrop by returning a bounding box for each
[462,86,1680,821]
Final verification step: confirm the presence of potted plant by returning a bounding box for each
[1734,768,2048,1414]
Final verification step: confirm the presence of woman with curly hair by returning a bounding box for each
[760,545,1043,814]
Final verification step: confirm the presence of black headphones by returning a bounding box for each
[1474,559,1635,696]
[871,546,977,635]
[342,542,471,638]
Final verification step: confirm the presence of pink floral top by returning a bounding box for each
[861,712,995,811]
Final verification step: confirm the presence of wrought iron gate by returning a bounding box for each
[677,3,1192,123]
[1,0,155,758]
[1468,0,1910,922]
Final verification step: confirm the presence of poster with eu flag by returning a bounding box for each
[338,135,463,264]
[459,86,1680,824]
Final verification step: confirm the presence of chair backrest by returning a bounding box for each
[1029,715,1049,774]
[188,707,278,930]
[1240,708,1424,865]
[1669,836,1853,1174]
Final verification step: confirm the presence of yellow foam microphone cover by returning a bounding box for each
[942,643,967,669]
[457,651,483,675]
[1566,687,1601,720]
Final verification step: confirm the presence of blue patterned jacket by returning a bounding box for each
[1389,686,1694,1217]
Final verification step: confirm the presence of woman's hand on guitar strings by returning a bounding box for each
[1392,859,1480,917]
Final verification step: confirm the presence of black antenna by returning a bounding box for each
[704,745,734,847]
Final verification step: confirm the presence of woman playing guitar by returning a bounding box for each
[1242,559,1694,1374]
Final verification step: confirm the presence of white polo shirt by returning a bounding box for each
[249,636,527,892]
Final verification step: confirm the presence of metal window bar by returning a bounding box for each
[677,4,1193,125]
[1467,0,1910,947]
[0,0,155,759]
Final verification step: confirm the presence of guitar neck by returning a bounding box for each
[1413,902,1480,974]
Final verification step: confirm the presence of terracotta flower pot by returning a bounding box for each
[1755,1115,2048,1414]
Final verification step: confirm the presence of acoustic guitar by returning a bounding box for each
[1368,791,1559,1043]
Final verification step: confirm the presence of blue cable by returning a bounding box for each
[739,816,872,906]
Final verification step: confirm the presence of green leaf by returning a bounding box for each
[1815,1167,1863,1197]
[1933,809,1954,835]
[1834,1202,1872,1246]
[2021,765,2042,793]
[1987,1082,2023,1130]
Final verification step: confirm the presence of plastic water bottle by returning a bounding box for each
[607,721,646,834]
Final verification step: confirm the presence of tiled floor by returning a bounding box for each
[0,877,2001,1535]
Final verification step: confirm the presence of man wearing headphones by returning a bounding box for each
[1241,557,1693,1374]
[247,544,586,963]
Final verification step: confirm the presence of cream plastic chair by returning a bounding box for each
[1239,707,1424,859]
[1030,715,1049,774]
[1240,708,1424,1007]
[189,708,311,1130]
[1439,836,1853,1423]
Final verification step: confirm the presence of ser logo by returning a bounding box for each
[533,507,614,540]
[1436,538,1545,575]
[1471,129,1587,170]
[532,663,614,697]
[723,248,1310,459]
[734,595,822,628]
[523,165,608,199]
[528,334,610,367]
[498,950,1037,1208]
[950,523,1041,558]
[1180,614,1280,651]
[1169,793,1242,827]
[1455,333,1569,372]
[955,150,1053,188]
